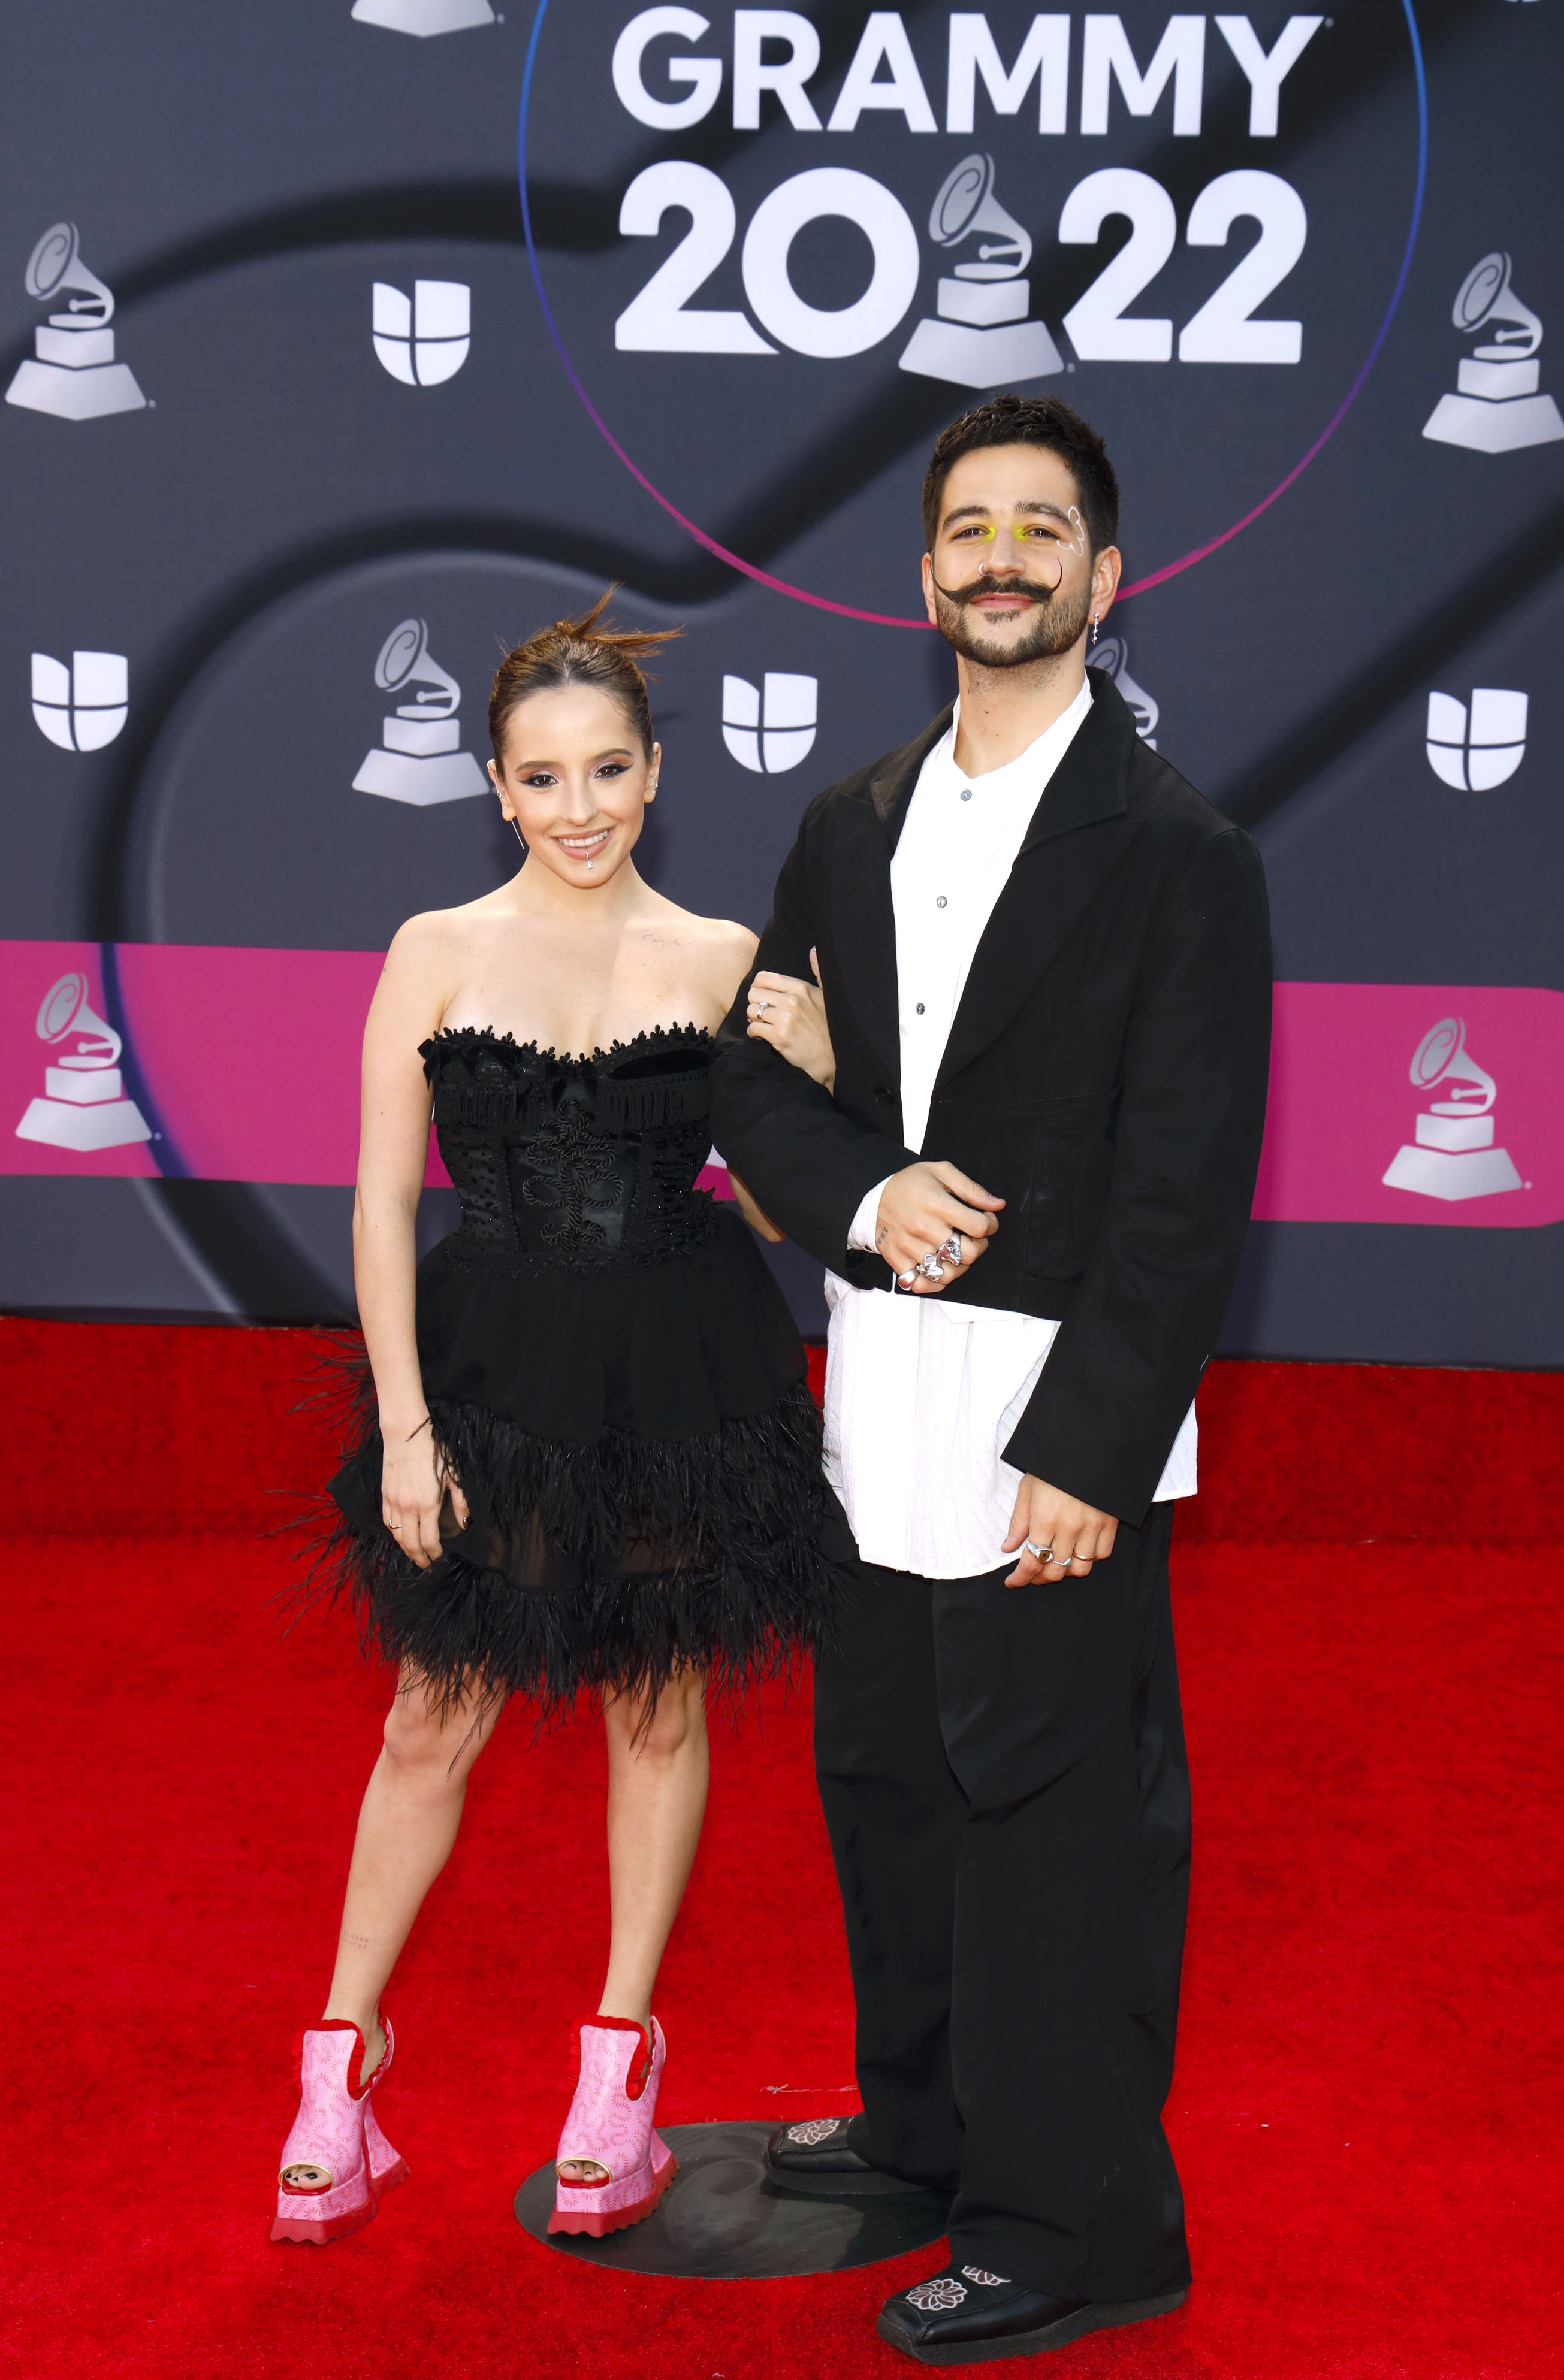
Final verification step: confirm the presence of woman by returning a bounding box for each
[273,595,837,2248]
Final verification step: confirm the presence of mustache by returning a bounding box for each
[929,571,1062,609]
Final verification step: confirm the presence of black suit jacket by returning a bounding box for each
[709,669,1273,1527]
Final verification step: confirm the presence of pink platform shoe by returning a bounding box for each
[549,2015,677,2239]
[271,2015,406,2245]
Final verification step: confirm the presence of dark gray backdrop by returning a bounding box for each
[2,1,1559,1361]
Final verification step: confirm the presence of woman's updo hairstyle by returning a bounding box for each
[488,588,682,764]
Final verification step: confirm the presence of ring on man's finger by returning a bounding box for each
[935,1233,963,1267]
[896,1268,918,1289]
[1024,1540,1053,1561]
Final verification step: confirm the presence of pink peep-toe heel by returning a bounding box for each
[550,2015,677,2239]
[271,2015,406,2245]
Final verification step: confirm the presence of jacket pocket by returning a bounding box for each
[1025,1132,1116,1282]
[925,1099,1040,1241]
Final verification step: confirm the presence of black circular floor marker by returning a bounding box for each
[515,2120,950,2279]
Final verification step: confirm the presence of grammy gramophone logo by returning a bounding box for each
[1382,1017,1521,1203]
[899,155,1062,389]
[1088,634,1159,749]
[1423,252,1564,455]
[352,0,494,31]
[14,973,152,1153]
[352,619,488,806]
[5,223,147,421]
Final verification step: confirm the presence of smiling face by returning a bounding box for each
[488,681,659,890]
[922,443,1119,670]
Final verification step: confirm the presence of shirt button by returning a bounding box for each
[960,788,972,802]
[915,1002,925,1015]
[935,895,947,909]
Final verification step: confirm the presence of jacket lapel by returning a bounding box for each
[829,708,953,1089]
[932,673,1141,1098]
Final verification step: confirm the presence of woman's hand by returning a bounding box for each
[380,1414,469,1570]
[747,950,836,1090]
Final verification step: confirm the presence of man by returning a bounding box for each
[710,392,1272,2363]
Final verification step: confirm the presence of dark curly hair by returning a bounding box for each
[922,393,1120,557]
[488,587,681,761]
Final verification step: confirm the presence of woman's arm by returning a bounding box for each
[704,920,817,1243]
[728,1174,786,1242]
[354,917,469,1569]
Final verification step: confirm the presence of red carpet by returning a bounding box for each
[2,1321,1561,2378]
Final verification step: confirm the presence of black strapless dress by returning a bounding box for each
[319,1025,834,1716]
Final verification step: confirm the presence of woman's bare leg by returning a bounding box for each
[322,1670,502,2082]
[558,1668,708,2182]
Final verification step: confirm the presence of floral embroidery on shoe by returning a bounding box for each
[907,2278,968,2311]
[787,2118,841,2145]
[961,2266,1011,2286]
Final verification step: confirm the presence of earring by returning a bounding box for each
[1091,615,1100,648]
[507,815,526,854]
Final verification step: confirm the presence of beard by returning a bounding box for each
[929,571,1094,669]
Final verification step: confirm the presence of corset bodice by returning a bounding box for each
[419,1024,718,1272]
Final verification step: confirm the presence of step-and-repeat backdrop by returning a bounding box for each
[2,1,1559,1362]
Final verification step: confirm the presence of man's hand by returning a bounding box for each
[874,1162,1003,1292]
[1002,1476,1118,1589]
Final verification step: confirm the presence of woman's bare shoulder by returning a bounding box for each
[385,896,512,966]
[374,905,494,1020]
[702,914,759,963]
[648,900,756,963]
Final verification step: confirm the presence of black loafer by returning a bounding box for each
[877,2262,1188,2364]
[765,2114,944,2198]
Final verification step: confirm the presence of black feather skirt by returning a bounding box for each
[313,1206,838,1720]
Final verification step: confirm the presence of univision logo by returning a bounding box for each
[373,280,470,385]
[31,650,128,750]
[1426,688,1527,791]
[722,673,817,773]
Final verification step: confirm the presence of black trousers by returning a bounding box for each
[813,1501,1192,2302]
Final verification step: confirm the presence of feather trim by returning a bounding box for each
[292,1365,839,1726]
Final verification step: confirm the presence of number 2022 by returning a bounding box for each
[615,160,1306,366]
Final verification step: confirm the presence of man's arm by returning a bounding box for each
[1002,826,1273,1525]
[709,805,917,1271]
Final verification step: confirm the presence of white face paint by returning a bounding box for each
[1066,504,1088,560]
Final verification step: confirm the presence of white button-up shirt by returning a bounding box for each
[822,681,1196,1578]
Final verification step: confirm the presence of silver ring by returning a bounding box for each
[755,997,770,1018]
[1025,1541,1053,1561]
[896,1268,918,1289]
[935,1233,963,1267]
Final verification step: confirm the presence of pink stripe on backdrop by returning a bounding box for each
[0,940,451,1187]
[2,942,160,1178]
[2,945,1558,1227]
[1255,982,1564,1228]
